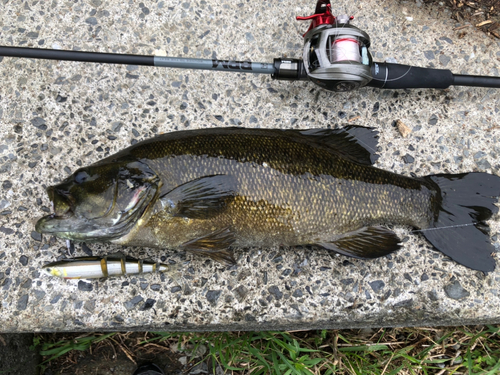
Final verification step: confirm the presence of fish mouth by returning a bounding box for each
[36,181,160,241]
[35,186,95,239]
[35,187,77,237]
[47,186,75,218]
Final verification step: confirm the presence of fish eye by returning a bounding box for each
[74,170,90,184]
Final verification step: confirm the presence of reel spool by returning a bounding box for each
[298,6,373,92]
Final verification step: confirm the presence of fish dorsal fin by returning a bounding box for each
[181,227,236,265]
[159,175,236,220]
[293,125,380,165]
[318,226,401,259]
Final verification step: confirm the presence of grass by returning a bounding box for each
[33,325,500,374]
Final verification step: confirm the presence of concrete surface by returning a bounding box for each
[0,0,499,333]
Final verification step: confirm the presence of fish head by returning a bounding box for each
[36,160,161,242]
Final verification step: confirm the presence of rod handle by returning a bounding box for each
[367,62,454,89]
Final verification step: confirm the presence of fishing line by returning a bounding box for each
[411,223,476,233]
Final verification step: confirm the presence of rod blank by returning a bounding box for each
[0,46,154,66]
[0,46,276,75]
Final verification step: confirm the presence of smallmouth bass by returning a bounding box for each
[36,126,500,272]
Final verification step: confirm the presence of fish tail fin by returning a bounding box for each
[421,172,500,272]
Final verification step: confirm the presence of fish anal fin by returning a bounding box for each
[317,226,401,259]
[160,175,236,220]
[181,227,236,265]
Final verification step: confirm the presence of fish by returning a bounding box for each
[35,126,500,272]
[42,254,176,279]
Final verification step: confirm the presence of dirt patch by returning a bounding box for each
[39,333,185,375]
[423,0,500,38]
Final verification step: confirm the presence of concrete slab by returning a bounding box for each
[0,0,499,333]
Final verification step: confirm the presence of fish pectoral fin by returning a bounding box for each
[160,175,237,220]
[317,226,401,259]
[180,227,237,265]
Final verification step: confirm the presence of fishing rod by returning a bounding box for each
[1,0,499,93]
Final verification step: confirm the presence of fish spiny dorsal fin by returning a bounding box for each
[290,125,380,166]
[317,226,401,259]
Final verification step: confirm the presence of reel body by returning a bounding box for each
[302,21,373,92]
[299,3,373,92]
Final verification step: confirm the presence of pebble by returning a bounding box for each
[189,363,209,375]
[0,226,14,235]
[125,296,144,310]
[268,285,283,300]
[396,119,412,137]
[234,285,248,301]
[476,159,491,169]
[150,284,161,291]
[19,255,28,266]
[84,300,96,313]
[439,55,451,67]
[369,280,385,293]
[473,151,487,159]
[30,117,47,130]
[30,231,42,242]
[444,281,470,300]
[394,299,414,308]
[78,281,93,292]
[81,243,93,256]
[50,294,62,304]
[140,298,156,311]
[17,294,29,311]
[403,154,414,164]
[424,51,435,60]
[206,290,221,305]
[171,286,182,293]
[428,114,438,125]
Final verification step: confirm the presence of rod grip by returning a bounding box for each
[367,62,454,89]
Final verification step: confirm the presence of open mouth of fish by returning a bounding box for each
[35,183,155,242]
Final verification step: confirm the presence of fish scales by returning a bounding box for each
[36,127,500,272]
[112,130,434,247]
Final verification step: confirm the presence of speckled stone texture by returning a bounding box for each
[0,0,499,333]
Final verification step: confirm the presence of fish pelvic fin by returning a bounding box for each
[159,175,236,220]
[180,227,237,265]
[318,226,401,259]
[421,172,500,273]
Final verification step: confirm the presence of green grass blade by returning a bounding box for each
[338,344,389,352]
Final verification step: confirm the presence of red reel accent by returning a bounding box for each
[296,4,335,37]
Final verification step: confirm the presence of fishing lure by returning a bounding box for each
[42,254,176,280]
